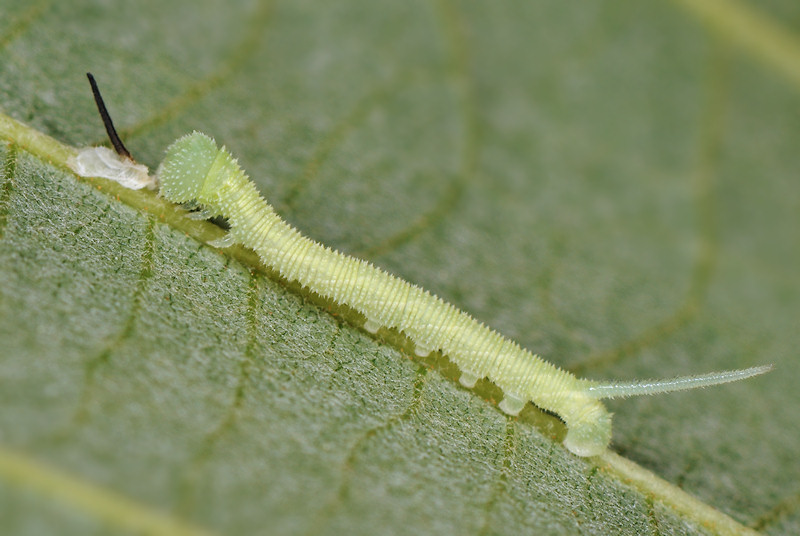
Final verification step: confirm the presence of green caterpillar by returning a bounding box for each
[71,75,772,457]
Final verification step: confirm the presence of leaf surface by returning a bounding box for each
[1,0,798,534]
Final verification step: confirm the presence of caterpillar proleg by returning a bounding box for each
[70,75,773,457]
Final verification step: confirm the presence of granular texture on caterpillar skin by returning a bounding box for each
[149,131,772,458]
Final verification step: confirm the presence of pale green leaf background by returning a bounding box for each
[1,0,798,535]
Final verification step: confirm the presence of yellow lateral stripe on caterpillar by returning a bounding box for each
[139,131,770,457]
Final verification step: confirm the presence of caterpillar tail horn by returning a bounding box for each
[585,364,773,400]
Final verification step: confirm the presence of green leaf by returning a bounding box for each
[1,0,798,534]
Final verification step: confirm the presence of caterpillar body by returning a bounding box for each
[69,75,772,457]
[151,132,770,457]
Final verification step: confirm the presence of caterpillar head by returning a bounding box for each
[157,131,221,203]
